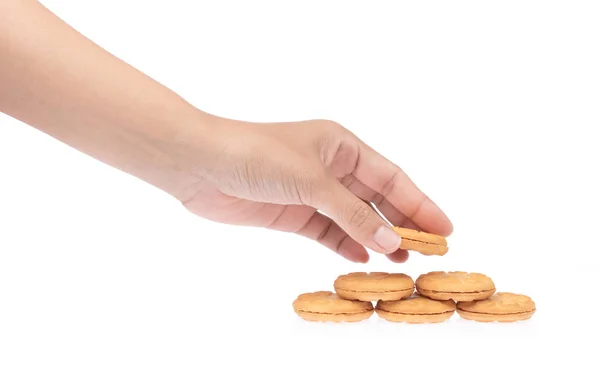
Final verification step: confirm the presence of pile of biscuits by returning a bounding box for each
[292,228,536,324]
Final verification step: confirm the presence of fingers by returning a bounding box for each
[386,249,409,263]
[352,141,453,236]
[309,179,403,255]
[341,174,410,227]
[385,218,419,263]
[342,175,411,263]
[294,211,369,263]
[264,203,369,263]
[344,175,442,263]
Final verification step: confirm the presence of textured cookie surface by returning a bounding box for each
[392,227,448,256]
[334,272,414,292]
[456,292,535,322]
[376,294,456,323]
[334,272,414,302]
[376,309,455,324]
[456,310,534,323]
[415,271,495,301]
[293,291,374,322]
[376,294,456,314]
[296,310,374,322]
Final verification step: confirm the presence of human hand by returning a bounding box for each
[179,117,453,263]
[0,2,450,263]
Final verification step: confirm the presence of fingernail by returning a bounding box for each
[373,226,402,253]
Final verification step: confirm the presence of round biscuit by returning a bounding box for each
[456,292,535,322]
[415,271,495,301]
[392,227,448,256]
[375,294,455,323]
[376,294,456,315]
[292,291,374,322]
[334,272,414,302]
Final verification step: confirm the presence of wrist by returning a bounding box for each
[142,108,226,202]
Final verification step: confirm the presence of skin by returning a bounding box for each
[0,0,453,263]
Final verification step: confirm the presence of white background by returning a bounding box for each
[1,0,599,375]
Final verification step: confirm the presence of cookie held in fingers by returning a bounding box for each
[334,272,414,302]
[457,292,536,322]
[416,271,495,301]
[292,291,374,322]
[376,294,456,323]
[392,227,448,256]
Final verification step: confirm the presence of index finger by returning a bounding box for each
[352,140,453,236]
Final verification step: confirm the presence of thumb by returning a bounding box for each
[311,180,402,254]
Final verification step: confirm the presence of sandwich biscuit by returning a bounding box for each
[456,292,536,322]
[392,227,448,256]
[292,291,374,322]
[416,271,495,301]
[376,294,456,323]
[334,272,414,302]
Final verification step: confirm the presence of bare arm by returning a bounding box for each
[0,0,209,199]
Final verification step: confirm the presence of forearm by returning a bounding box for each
[0,0,214,199]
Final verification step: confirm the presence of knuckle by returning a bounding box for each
[322,119,342,130]
[381,170,400,198]
[314,120,351,167]
[346,200,372,229]
[315,119,344,139]
[316,219,335,242]
[340,174,356,188]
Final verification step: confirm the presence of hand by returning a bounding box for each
[0,2,451,263]
[180,117,453,263]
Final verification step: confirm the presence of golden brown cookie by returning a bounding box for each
[292,291,374,322]
[334,272,414,302]
[376,294,456,323]
[415,271,495,301]
[456,292,536,322]
[392,227,448,256]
